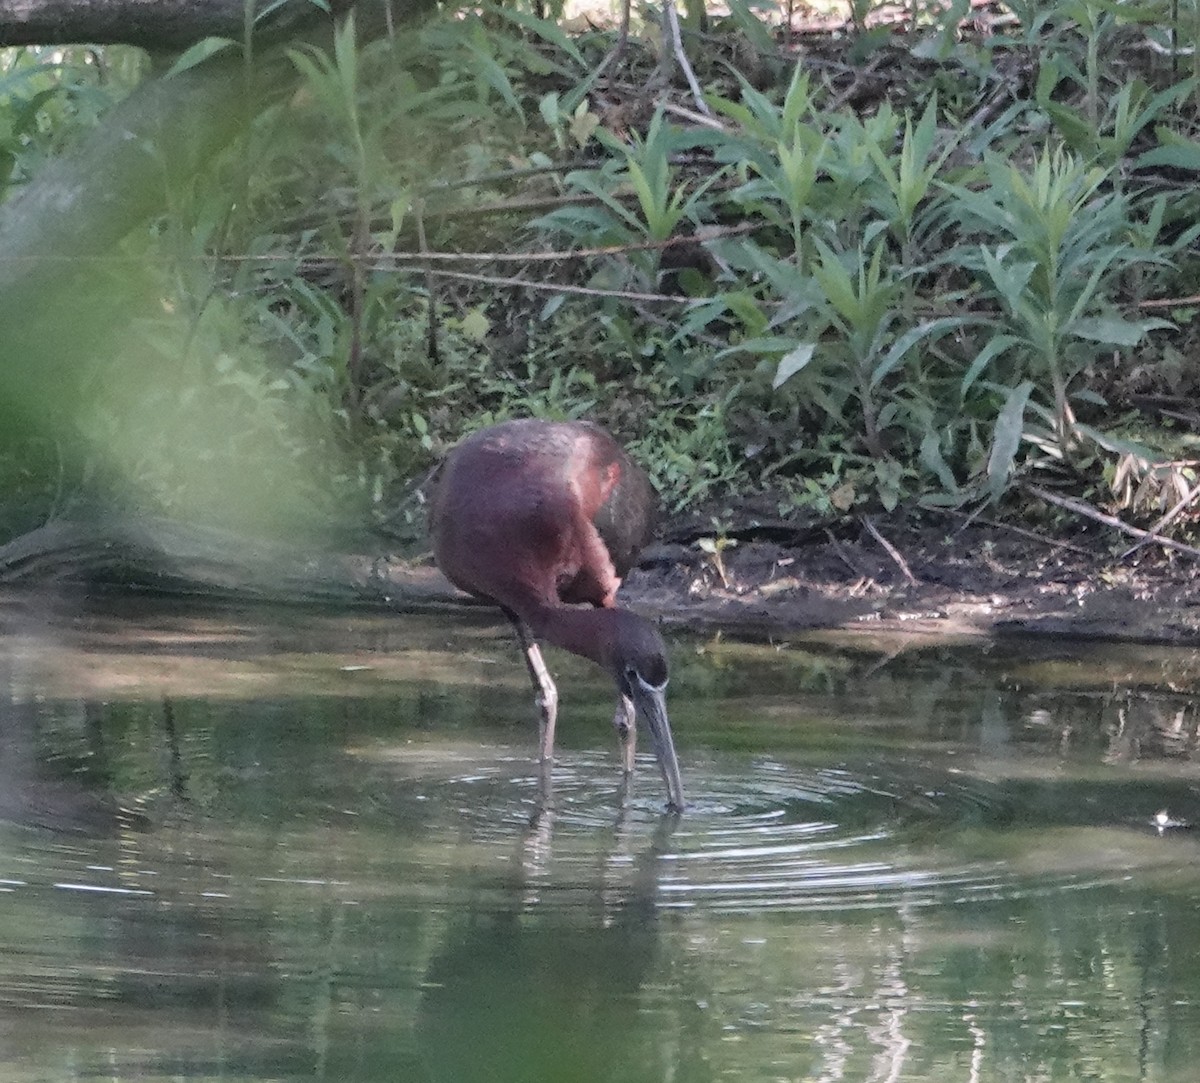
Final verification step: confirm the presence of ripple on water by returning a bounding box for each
[425,751,1149,915]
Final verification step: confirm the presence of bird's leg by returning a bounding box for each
[613,692,637,775]
[509,615,559,763]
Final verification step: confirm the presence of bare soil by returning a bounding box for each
[618,515,1200,644]
[375,510,1200,645]
[4,512,1199,645]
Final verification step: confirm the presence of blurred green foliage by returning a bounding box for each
[4,0,1200,547]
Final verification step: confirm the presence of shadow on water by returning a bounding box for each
[1,594,1200,1079]
[416,806,693,1083]
[0,694,131,836]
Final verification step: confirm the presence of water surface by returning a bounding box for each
[0,593,1198,1081]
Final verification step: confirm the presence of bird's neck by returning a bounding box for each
[525,604,616,670]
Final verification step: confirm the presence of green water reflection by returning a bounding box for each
[0,596,1198,1081]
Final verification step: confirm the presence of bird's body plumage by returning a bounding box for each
[430,418,684,810]
[431,419,654,636]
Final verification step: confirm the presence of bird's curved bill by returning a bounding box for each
[632,681,685,813]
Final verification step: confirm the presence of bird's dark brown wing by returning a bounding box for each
[591,445,658,579]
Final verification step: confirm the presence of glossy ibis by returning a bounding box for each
[430,418,685,811]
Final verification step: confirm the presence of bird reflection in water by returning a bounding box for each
[417,805,701,1083]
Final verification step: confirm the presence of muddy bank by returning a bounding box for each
[369,513,1200,644]
[4,513,1200,644]
[614,517,1200,644]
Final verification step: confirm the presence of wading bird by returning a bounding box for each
[430,418,685,811]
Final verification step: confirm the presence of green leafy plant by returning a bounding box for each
[11,0,1200,548]
[946,146,1171,452]
[536,109,722,286]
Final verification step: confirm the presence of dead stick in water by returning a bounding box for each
[861,516,918,584]
[1023,484,1200,561]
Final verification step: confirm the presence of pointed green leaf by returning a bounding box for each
[1136,139,1200,172]
[980,247,1036,315]
[165,36,236,77]
[715,335,802,360]
[1071,316,1150,346]
[986,380,1034,502]
[920,430,960,493]
[961,334,1017,397]
[1072,423,1158,459]
[812,241,860,325]
[870,317,967,389]
[491,6,587,67]
[773,343,817,389]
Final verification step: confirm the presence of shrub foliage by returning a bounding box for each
[5,0,1200,542]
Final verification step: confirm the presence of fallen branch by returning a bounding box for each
[195,223,753,276]
[939,507,1091,556]
[0,515,458,607]
[1118,479,1200,560]
[0,0,356,49]
[827,55,886,112]
[824,528,874,582]
[861,516,918,584]
[663,0,711,116]
[417,267,691,304]
[1139,293,1200,309]
[660,100,728,131]
[1022,484,1200,561]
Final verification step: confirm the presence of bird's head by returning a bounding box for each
[607,610,685,812]
[610,609,669,691]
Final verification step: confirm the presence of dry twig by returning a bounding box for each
[939,507,1091,556]
[1023,484,1200,561]
[421,267,692,304]
[824,528,873,581]
[1140,293,1200,309]
[218,222,756,270]
[592,0,633,81]
[861,516,918,584]
[1118,478,1200,560]
[659,100,727,131]
[827,55,885,112]
[662,0,711,116]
